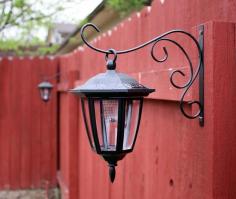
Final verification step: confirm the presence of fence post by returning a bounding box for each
[57,70,79,199]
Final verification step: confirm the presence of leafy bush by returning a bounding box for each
[106,0,150,16]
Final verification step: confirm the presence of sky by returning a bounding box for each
[52,0,103,24]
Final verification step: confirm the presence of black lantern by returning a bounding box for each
[71,50,155,182]
[38,81,53,102]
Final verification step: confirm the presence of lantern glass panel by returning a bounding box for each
[81,99,95,149]
[123,99,141,150]
[95,99,119,151]
[40,88,50,101]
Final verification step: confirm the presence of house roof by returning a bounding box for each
[56,1,121,55]
[56,0,153,55]
[53,23,77,34]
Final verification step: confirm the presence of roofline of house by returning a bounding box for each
[55,0,153,55]
[55,1,106,54]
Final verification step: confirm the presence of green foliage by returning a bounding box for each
[37,44,59,56]
[14,0,25,8]
[0,39,21,51]
[79,18,89,27]
[69,37,78,45]
[0,38,59,56]
[0,0,58,32]
[106,0,148,16]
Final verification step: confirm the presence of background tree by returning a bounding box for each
[107,0,152,16]
[0,0,61,32]
[0,0,79,56]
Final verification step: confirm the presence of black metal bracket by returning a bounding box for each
[80,23,204,126]
[198,25,204,126]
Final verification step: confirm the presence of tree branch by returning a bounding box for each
[0,0,13,32]
[0,1,6,23]
[0,0,11,4]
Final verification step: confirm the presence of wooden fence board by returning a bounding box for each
[30,58,43,188]
[0,59,11,189]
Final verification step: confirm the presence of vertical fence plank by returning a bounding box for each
[0,58,11,189]
[30,57,43,188]
[10,58,21,189]
[20,58,32,188]
[57,65,80,199]
[212,22,236,199]
[49,59,59,187]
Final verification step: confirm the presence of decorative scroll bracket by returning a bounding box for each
[80,23,205,127]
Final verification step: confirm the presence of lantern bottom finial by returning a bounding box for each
[103,154,126,183]
[109,163,116,183]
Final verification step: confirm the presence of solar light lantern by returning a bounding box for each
[70,49,155,182]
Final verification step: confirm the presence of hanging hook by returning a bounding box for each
[105,49,117,70]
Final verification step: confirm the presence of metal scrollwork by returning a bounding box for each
[80,23,204,126]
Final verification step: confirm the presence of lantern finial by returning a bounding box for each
[109,163,116,183]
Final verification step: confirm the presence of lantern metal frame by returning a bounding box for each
[80,23,205,126]
[81,97,144,153]
[81,97,144,182]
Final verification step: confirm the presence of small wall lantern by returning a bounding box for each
[70,23,204,182]
[38,81,53,102]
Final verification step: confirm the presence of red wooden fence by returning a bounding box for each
[57,0,236,199]
[0,57,58,189]
[0,1,235,199]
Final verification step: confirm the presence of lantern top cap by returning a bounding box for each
[70,69,155,97]
[38,81,53,89]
